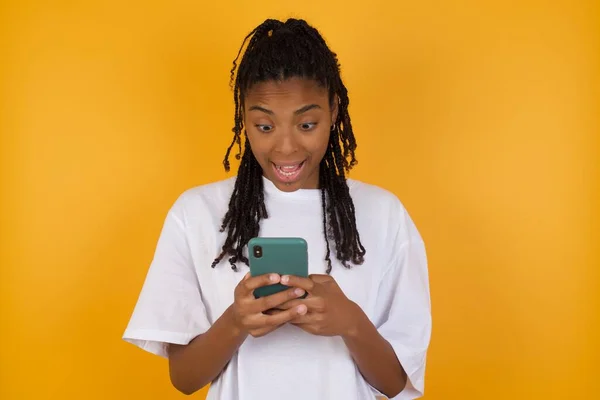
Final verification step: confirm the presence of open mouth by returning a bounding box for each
[272,160,306,183]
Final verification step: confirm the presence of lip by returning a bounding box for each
[271,160,306,184]
[271,161,306,166]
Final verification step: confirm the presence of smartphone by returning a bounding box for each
[248,237,309,298]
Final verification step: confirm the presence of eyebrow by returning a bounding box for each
[247,104,322,115]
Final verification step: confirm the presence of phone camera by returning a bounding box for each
[253,245,263,258]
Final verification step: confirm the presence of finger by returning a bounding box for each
[308,274,334,284]
[261,304,308,327]
[240,273,281,294]
[280,275,315,292]
[275,299,303,311]
[275,297,323,312]
[249,321,289,338]
[242,302,308,331]
[255,287,306,313]
[263,308,283,316]
[249,325,277,338]
[290,312,319,325]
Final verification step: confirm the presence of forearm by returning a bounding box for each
[167,305,247,395]
[343,304,407,398]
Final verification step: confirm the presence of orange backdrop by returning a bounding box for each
[1,1,598,399]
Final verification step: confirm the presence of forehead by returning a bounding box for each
[244,78,329,107]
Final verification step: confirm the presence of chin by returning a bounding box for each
[272,178,305,192]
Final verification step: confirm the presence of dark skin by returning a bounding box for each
[271,274,408,397]
[244,77,334,191]
[167,78,407,397]
[168,273,307,394]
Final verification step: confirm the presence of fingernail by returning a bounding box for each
[270,274,279,282]
[281,275,289,284]
[297,305,307,314]
[294,288,305,296]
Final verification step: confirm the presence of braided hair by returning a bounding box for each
[212,18,365,274]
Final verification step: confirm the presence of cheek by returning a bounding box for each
[246,132,267,158]
[309,130,331,161]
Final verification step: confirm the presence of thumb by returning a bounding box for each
[309,274,332,283]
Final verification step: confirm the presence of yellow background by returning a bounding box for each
[1,0,598,399]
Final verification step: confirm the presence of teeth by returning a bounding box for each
[275,162,303,176]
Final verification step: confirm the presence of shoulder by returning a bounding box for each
[168,177,236,221]
[179,177,236,203]
[347,178,423,244]
[347,179,405,215]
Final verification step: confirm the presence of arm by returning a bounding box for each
[278,204,431,399]
[277,274,408,398]
[342,303,407,398]
[168,273,308,395]
[167,306,246,395]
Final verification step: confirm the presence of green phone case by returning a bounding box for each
[248,237,308,298]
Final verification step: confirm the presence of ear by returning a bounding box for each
[330,94,339,126]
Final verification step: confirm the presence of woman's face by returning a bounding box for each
[243,77,337,192]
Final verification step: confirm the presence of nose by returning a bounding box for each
[274,129,299,156]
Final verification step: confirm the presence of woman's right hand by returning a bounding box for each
[231,273,308,338]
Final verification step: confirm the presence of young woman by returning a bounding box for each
[123,18,431,400]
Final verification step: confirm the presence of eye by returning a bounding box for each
[299,122,317,131]
[255,124,273,133]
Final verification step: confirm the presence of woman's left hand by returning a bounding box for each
[272,274,363,337]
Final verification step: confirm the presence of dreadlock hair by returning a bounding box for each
[211,18,366,274]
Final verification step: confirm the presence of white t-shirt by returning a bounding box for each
[123,176,431,400]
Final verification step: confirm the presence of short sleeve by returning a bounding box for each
[371,207,432,399]
[122,196,211,358]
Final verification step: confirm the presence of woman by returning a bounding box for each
[123,18,431,400]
